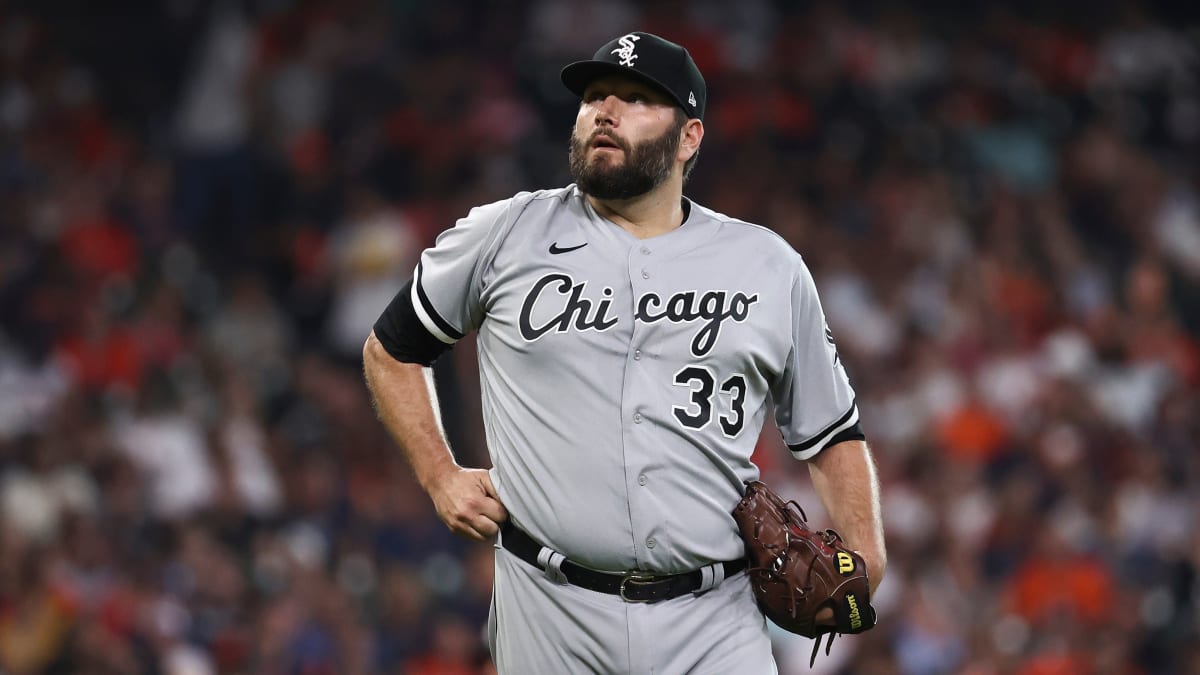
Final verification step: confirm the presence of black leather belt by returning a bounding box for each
[500,521,747,603]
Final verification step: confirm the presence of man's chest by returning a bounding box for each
[479,243,792,380]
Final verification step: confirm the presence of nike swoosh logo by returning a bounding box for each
[549,242,588,254]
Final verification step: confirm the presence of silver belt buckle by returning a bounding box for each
[618,572,657,603]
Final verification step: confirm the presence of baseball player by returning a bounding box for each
[363,32,886,674]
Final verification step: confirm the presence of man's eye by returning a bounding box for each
[584,91,606,102]
[628,93,647,103]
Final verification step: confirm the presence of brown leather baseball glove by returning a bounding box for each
[732,480,876,665]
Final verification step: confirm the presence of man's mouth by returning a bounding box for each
[591,135,622,150]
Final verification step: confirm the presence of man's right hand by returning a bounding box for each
[427,467,508,540]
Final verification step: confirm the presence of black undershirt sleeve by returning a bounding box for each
[785,421,866,457]
[825,422,866,449]
[372,279,454,366]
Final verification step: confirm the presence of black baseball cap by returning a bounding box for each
[561,32,706,121]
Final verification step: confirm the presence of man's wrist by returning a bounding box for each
[415,453,460,493]
[859,551,886,595]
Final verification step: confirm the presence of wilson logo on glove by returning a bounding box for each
[846,593,864,631]
[733,480,877,666]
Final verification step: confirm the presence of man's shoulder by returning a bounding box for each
[510,185,578,208]
[461,186,575,226]
[689,200,804,264]
[474,186,578,219]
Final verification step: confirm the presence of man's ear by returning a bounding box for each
[679,119,704,162]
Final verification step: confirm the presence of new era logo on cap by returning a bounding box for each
[561,32,706,121]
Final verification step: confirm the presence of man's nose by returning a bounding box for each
[594,95,620,126]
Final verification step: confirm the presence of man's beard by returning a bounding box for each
[568,119,683,200]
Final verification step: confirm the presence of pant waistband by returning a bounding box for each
[499,521,746,603]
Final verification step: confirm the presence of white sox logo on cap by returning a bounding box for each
[561,31,706,120]
[612,34,641,67]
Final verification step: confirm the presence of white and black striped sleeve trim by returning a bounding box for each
[787,402,865,460]
[410,262,465,345]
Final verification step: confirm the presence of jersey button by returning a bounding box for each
[638,474,647,486]
[634,350,641,360]
[633,412,642,423]
[640,247,651,255]
[646,538,656,549]
[641,270,650,279]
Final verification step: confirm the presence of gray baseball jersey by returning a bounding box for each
[412,184,859,574]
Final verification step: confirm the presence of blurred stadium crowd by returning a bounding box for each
[1,1,1198,674]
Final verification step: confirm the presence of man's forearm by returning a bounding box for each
[807,439,887,594]
[364,331,507,540]
[362,331,457,489]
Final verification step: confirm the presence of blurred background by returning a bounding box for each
[1,1,1198,673]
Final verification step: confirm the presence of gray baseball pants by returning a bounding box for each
[488,546,778,674]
